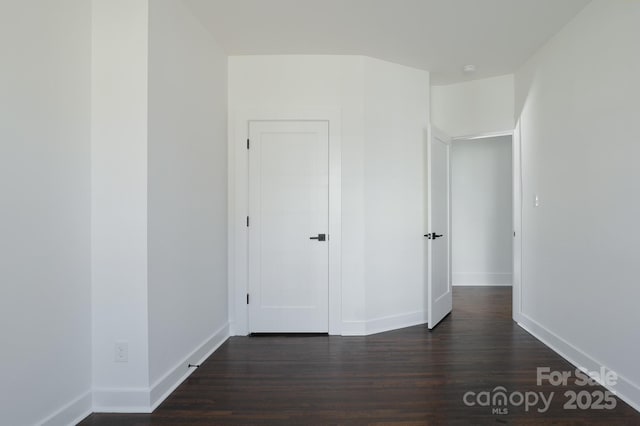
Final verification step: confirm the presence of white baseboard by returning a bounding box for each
[93,322,230,414]
[453,272,512,286]
[366,310,427,335]
[39,390,92,426]
[149,323,229,410]
[341,320,367,336]
[518,313,640,414]
[342,311,426,336]
[92,388,152,413]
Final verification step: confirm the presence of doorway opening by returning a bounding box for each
[451,134,514,288]
[427,129,519,329]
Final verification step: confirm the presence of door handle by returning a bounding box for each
[310,233,326,241]
[424,233,443,240]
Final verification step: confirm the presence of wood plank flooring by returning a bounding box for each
[81,287,640,425]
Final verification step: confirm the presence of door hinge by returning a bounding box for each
[247,138,250,149]
[246,216,250,227]
[246,293,249,304]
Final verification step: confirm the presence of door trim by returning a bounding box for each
[451,129,514,141]
[229,108,342,336]
[512,122,523,322]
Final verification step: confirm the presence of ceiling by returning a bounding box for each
[183,0,589,85]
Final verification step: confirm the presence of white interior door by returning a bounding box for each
[248,121,329,333]
[426,126,452,329]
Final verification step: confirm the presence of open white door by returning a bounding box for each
[426,126,452,329]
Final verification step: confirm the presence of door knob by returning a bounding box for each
[310,234,326,241]
[424,233,443,240]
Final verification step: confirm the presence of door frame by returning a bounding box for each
[229,108,342,336]
[511,122,523,322]
[450,128,521,322]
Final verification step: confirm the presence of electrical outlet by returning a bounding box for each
[115,341,128,363]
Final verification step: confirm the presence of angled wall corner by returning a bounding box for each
[362,57,430,330]
[228,55,430,336]
[91,0,229,412]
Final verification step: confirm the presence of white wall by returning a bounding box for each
[92,0,230,412]
[363,58,430,326]
[515,0,640,410]
[228,55,429,335]
[147,0,229,401]
[91,0,151,408]
[1,0,227,419]
[229,55,367,333]
[432,75,514,138]
[451,136,512,286]
[0,1,93,425]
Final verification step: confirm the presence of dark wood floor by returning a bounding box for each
[82,287,640,425]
